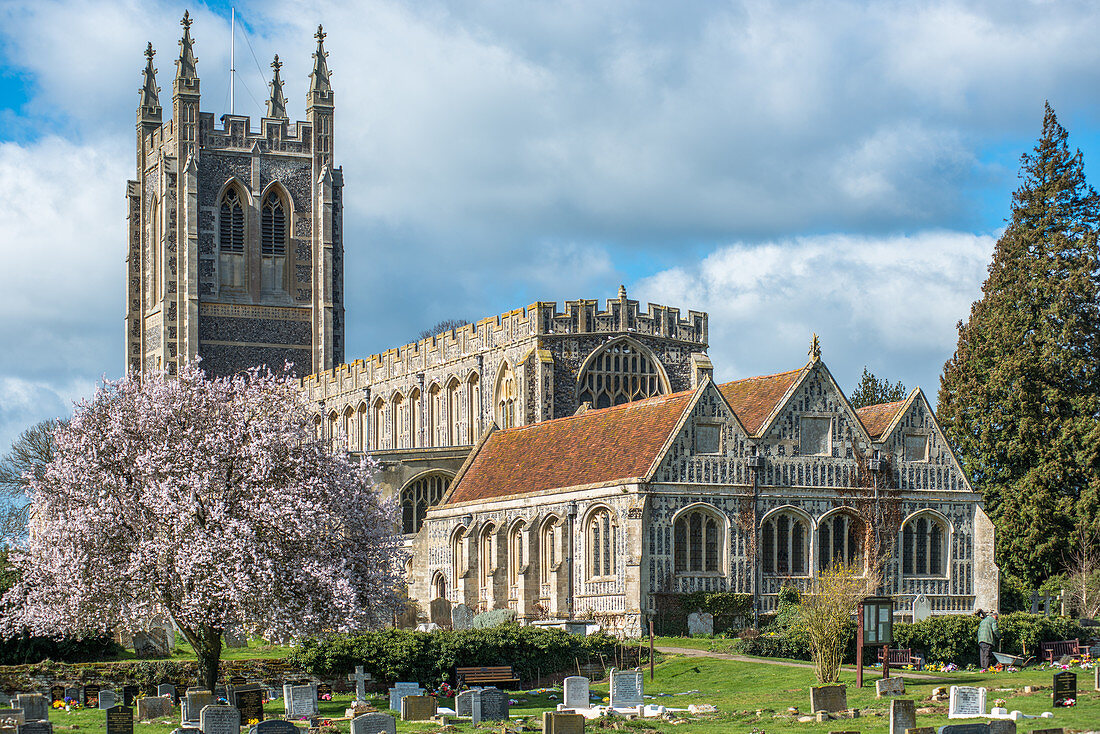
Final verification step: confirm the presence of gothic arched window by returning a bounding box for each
[432,572,447,600]
[451,526,468,591]
[508,521,526,588]
[495,363,518,429]
[819,511,866,573]
[400,472,451,535]
[355,403,368,452]
[370,398,384,451]
[466,373,481,442]
[586,507,617,579]
[341,406,354,452]
[902,514,947,576]
[408,387,422,448]
[577,339,666,409]
[540,516,560,583]
[479,523,497,596]
[260,188,288,292]
[219,186,246,287]
[447,379,461,445]
[674,507,723,574]
[391,393,405,450]
[146,195,161,307]
[761,511,809,576]
[428,384,443,447]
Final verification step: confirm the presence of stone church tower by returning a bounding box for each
[125,13,344,378]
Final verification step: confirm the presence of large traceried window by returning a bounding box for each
[429,384,443,447]
[495,363,518,429]
[370,398,384,451]
[447,379,461,445]
[466,373,481,442]
[674,507,723,574]
[508,521,526,588]
[761,511,809,575]
[586,507,617,579]
[408,387,422,448]
[260,188,288,292]
[819,511,865,572]
[390,393,405,449]
[400,473,451,535]
[577,339,666,409]
[219,186,246,287]
[902,514,946,576]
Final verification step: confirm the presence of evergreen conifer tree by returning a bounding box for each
[849,367,908,409]
[939,104,1100,585]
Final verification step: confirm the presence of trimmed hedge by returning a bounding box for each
[287,626,622,688]
[0,634,122,666]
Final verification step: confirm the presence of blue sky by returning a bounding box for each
[1,0,1100,452]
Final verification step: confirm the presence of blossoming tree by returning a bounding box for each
[1,363,404,688]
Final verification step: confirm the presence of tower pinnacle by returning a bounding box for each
[139,42,161,112]
[267,54,288,119]
[175,10,198,82]
[307,24,333,104]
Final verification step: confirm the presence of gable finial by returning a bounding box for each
[175,10,198,82]
[139,42,161,111]
[266,54,288,119]
[809,333,821,362]
[618,284,627,299]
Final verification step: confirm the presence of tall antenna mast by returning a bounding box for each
[230,7,236,114]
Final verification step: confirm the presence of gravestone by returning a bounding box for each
[889,699,916,734]
[429,598,451,628]
[469,689,481,726]
[199,704,239,734]
[987,721,1016,734]
[687,610,714,637]
[1095,664,1099,691]
[136,697,172,720]
[563,676,590,709]
[478,688,508,721]
[1052,671,1075,706]
[223,628,246,649]
[48,689,63,705]
[947,686,985,718]
[282,684,317,718]
[105,705,133,734]
[347,667,371,702]
[16,722,52,734]
[63,689,80,705]
[122,687,140,707]
[454,689,482,717]
[1030,729,1064,734]
[906,729,935,734]
[450,604,474,631]
[877,677,906,698]
[387,684,423,712]
[913,595,932,622]
[316,683,332,700]
[249,722,298,734]
[15,696,47,722]
[83,685,101,708]
[399,695,436,721]
[183,691,216,725]
[809,685,847,714]
[99,691,118,710]
[0,710,25,727]
[133,631,169,658]
[937,725,990,734]
[350,712,396,734]
[156,685,176,702]
[1029,591,1040,614]
[542,711,585,734]
[171,728,201,734]
[231,687,264,724]
[608,669,643,708]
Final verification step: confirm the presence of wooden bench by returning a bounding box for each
[455,665,520,688]
[881,647,924,670]
[1039,639,1089,664]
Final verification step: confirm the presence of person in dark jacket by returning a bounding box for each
[977,609,1000,670]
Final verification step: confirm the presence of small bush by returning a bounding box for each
[0,634,123,665]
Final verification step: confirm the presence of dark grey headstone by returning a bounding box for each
[122,687,140,707]
[249,722,298,734]
[232,688,264,725]
[63,689,80,705]
[889,699,915,734]
[98,691,118,710]
[608,670,642,708]
[83,685,100,708]
[15,695,47,722]
[479,688,508,722]
[350,713,396,734]
[454,689,482,717]
[156,685,176,702]
[450,604,474,631]
[428,598,451,627]
[937,725,989,734]
[1052,671,1076,706]
[987,721,1016,734]
[105,705,133,734]
[199,704,239,734]
[47,689,63,705]
[17,722,52,734]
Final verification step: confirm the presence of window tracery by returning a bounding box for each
[508,521,526,587]
[218,186,245,287]
[400,473,450,535]
[260,188,287,292]
[761,511,809,575]
[586,508,617,579]
[495,363,518,429]
[674,507,723,574]
[577,339,665,409]
[819,511,865,572]
[902,514,946,576]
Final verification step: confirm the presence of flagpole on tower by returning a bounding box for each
[230,7,236,114]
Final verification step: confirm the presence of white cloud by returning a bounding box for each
[633,231,996,401]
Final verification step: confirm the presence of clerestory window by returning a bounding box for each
[219,186,246,287]
[577,339,665,409]
[260,189,288,292]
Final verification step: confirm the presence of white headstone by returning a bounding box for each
[913,594,932,622]
[282,685,317,718]
[199,705,240,734]
[563,677,590,709]
[350,712,396,734]
[609,669,643,708]
[387,684,423,713]
[687,611,714,637]
[948,686,986,719]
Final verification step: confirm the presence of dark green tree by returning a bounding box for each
[938,104,1100,585]
[849,367,908,409]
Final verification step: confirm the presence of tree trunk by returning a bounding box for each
[178,623,223,690]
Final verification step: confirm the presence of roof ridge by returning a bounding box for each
[496,388,695,435]
[717,367,803,386]
[855,398,908,413]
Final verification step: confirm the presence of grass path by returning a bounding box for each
[657,644,942,680]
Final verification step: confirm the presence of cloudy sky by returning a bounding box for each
[1,0,1099,451]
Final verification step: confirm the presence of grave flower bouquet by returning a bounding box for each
[431,682,456,698]
[992,698,1007,708]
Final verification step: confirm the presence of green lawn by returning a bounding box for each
[42,652,1099,733]
[106,637,295,662]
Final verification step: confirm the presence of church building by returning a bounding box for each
[129,15,999,635]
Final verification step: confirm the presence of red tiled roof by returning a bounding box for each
[855,399,907,440]
[717,368,803,435]
[445,390,695,504]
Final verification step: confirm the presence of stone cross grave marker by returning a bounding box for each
[199,704,239,734]
[889,699,916,734]
[687,610,713,637]
[948,686,986,719]
[136,697,172,720]
[809,684,847,713]
[563,676,590,709]
[1052,671,1076,707]
[469,689,481,726]
[348,667,372,702]
[156,685,175,702]
[387,683,423,712]
[399,695,436,721]
[105,705,132,734]
[16,722,52,734]
[608,669,643,708]
[877,677,906,698]
[232,686,264,725]
[82,685,100,708]
[451,604,474,631]
[282,684,317,718]
[15,696,47,722]
[350,712,396,734]
[542,711,585,734]
[250,721,298,734]
[98,691,118,710]
[454,689,481,717]
[48,688,63,705]
[479,688,508,721]
[913,594,932,622]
